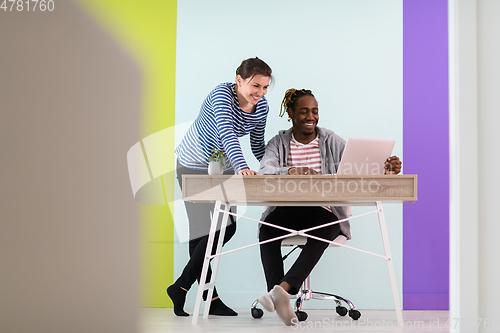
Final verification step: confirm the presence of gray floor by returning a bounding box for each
[141,308,450,332]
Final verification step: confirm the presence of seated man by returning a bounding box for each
[257,88,401,326]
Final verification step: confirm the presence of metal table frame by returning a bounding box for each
[182,175,417,325]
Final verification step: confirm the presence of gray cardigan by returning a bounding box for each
[258,126,351,239]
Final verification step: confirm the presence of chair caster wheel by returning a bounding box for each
[348,309,361,320]
[336,306,348,316]
[295,310,308,322]
[251,308,263,319]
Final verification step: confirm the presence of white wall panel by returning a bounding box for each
[175,0,403,310]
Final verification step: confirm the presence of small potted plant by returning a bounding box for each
[208,148,226,175]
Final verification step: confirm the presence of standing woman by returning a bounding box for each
[168,57,272,316]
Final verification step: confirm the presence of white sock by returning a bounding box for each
[270,285,297,326]
[257,292,275,312]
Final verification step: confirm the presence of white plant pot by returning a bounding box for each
[208,161,223,175]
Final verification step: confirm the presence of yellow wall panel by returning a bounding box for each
[75,0,177,307]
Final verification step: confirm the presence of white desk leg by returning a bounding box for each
[191,200,222,324]
[202,202,230,319]
[376,201,404,327]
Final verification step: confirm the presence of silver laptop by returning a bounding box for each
[336,138,395,175]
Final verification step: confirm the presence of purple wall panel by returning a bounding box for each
[403,0,449,310]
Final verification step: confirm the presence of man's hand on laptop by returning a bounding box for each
[384,156,402,174]
[288,167,320,175]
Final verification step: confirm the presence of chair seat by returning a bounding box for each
[281,234,347,247]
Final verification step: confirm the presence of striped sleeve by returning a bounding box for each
[249,116,267,161]
[211,89,249,171]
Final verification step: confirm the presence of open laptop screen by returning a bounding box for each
[336,138,395,175]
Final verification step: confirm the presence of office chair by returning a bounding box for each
[251,234,362,322]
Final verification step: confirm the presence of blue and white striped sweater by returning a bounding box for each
[175,82,268,171]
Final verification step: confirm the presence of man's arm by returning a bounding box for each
[259,136,290,175]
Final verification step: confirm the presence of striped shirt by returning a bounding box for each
[288,135,332,212]
[287,135,322,173]
[176,82,268,172]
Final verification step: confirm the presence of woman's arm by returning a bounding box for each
[249,118,266,162]
[212,90,249,172]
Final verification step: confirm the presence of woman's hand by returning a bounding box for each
[384,156,402,174]
[238,168,259,176]
[288,167,320,175]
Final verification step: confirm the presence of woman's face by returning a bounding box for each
[236,74,270,107]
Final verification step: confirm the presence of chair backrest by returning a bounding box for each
[281,234,347,247]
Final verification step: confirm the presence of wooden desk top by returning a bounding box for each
[182,174,417,204]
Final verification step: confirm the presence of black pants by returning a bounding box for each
[175,160,236,298]
[259,206,341,295]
